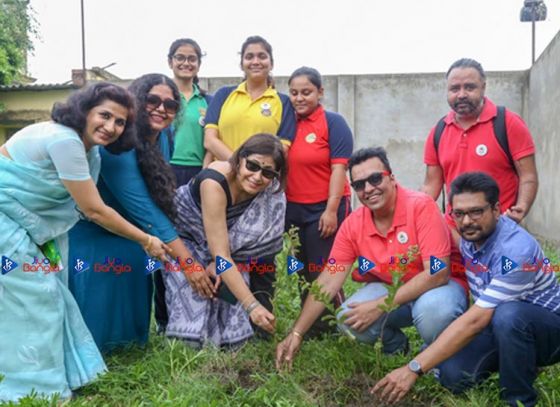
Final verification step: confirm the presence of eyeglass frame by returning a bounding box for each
[449,203,493,221]
[350,170,391,191]
[172,54,199,64]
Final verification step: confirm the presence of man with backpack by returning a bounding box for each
[422,58,538,229]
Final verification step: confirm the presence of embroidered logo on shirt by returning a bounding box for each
[305,133,317,143]
[260,103,272,117]
[198,108,207,126]
[397,231,409,244]
[1,256,18,275]
[358,256,375,275]
[475,144,488,156]
[430,256,446,275]
[287,255,304,276]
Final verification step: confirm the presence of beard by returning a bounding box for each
[459,225,493,245]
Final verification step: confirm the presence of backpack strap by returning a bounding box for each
[433,116,447,160]
[492,106,513,167]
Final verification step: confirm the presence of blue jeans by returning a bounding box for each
[437,301,560,407]
[337,280,466,353]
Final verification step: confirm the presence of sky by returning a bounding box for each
[27,0,560,84]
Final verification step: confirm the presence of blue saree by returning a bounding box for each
[0,136,105,401]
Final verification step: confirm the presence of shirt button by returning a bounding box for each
[389,239,392,243]
[147,224,153,229]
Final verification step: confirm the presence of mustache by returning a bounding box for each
[460,225,481,234]
[453,99,476,109]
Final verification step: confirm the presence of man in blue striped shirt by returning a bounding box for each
[373,172,560,407]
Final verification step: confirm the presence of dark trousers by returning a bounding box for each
[438,301,560,407]
[285,197,351,337]
[154,164,202,330]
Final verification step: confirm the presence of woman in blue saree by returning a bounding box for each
[69,74,216,352]
[0,83,169,402]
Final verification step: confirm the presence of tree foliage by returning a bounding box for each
[0,0,36,85]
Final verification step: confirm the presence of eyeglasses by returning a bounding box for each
[145,94,180,114]
[245,159,279,180]
[450,204,492,221]
[172,54,198,64]
[350,171,391,191]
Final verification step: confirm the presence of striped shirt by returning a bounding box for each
[461,216,560,312]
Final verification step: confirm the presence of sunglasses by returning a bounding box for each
[245,159,279,180]
[350,171,391,191]
[145,94,180,114]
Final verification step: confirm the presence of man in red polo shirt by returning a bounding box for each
[276,147,467,369]
[422,58,538,227]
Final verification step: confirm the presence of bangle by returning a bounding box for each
[245,300,260,315]
[143,235,153,250]
[292,329,303,339]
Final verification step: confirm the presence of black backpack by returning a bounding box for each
[433,105,513,167]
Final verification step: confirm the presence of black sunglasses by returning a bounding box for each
[145,94,180,114]
[245,159,279,180]
[350,170,391,191]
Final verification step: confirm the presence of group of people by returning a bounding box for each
[0,33,557,407]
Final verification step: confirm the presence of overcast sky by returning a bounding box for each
[27,0,560,84]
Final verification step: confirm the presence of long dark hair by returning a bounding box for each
[167,38,207,96]
[229,133,287,193]
[128,74,180,219]
[51,82,136,154]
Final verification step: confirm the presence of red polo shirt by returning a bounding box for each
[424,98,535,214]
[330,185,467,292]
[286,105,353,203]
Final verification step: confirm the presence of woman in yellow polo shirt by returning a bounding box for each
[204,35,295,160]
[203,36,296,335]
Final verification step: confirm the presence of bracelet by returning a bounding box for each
[143,235,153,251]
[245,300,260,315]
[291,329,303,339]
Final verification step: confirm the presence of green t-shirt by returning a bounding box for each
[170,85,208,166]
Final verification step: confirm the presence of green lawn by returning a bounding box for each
[4,242,560,407]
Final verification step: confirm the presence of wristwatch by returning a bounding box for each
[407,359,424,376]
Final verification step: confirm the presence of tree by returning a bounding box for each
[0,0,36,85]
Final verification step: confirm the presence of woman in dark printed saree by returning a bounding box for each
[164,133,287,347]
[0,83,169,401]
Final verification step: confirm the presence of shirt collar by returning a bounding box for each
[235,81,276,98]
[366,183,407,237]
[180,84,202,102]
[297,104,324,122]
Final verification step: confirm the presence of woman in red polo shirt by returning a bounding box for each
[286,66,354,336]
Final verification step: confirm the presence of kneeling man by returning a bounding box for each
[373,172,560,407]
[276,147,467,368]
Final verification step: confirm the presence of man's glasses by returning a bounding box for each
[172,54,198,64]
[350,171,391,191]
[245,159,279,180]
[145,94,180,114]
[450,204,492,221]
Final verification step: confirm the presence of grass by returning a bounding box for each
[3,243,560,406]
